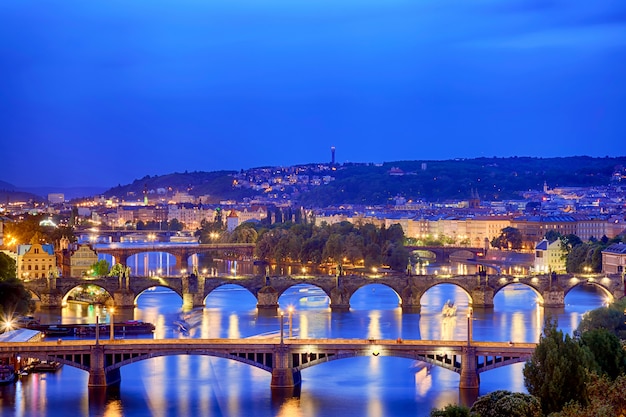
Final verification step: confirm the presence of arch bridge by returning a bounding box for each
[94,243,256,269]
[405,246,485,263]
[0,338,535,390]
[23,272,625,314]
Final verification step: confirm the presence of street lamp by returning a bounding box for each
[288,306,294,338]
[279,311,284,345]
[109,307,115,340]
[467,307,473,346]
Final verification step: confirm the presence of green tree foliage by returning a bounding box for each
[0,252,17,280]
[551,373,626,417]
[228,224,259,244]
[524,318,595,415]
[0,253,33,318]
[4,214,75,246]
[251,221,408,271]
[196,218,226,243]
[89,259,111,277]
[544,230,561,243]
[491,227,523,250]
[429,404,472,417]
[580,328,626,380]
[0,277,34,319]
[470,390,542,417]
[577,298,626,344]
[108,263,126,277]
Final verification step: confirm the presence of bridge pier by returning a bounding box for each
[458,346,479,389]
[88,346,121,387]
[257,286,279,310]
[112,290,136,310]
[182,274,206,310]
[39,289,64,310]
[400,285,421,313]
[541,289,565,308]
[270,345,301,388]
[470,287,494,309]
[330,286,350,311]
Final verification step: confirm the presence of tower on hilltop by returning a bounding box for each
[331,146,336,165]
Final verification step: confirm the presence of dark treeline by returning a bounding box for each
[197,213,410,272]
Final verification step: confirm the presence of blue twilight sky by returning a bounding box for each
[1,0,625,188]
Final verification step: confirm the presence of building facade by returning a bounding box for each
[602,243,626,275]
[69,244,99,277]
[16,243,57,279]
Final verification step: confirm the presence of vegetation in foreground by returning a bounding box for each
[430,298,626,417]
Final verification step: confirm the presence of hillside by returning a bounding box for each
[100,156,626,205]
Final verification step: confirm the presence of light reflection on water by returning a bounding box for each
[1,283,608,417]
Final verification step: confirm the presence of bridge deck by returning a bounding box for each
[0,338,536,352]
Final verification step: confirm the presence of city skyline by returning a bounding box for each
[1,0,625,188]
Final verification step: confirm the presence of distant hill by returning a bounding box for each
[100,156,626,206]
[299,156,626,205]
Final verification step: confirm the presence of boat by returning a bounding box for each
[15,316,40,328]
[40,326,75,336]
[442,300,457,317]
[0,365,17,385]
[29,360,63,373]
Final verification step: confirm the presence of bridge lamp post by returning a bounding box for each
[109,307,115,341]
[288,306,294,338]
[467,307,473,347]
[279,311,284,345]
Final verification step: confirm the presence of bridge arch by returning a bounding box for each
[350,283,402,309]
[204,283,258,306]
[276,283,331,311]
[493,282,544,306]
[275,283,331,302]
[420,281,473,306]
[564,280,614,304]
[104,351,274,375]
[62,283,113,307]
[134,285,184,305]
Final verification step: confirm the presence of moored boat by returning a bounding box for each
[0,365,17,385]
[28,360,63,373]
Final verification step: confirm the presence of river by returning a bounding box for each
[0,280,607,417]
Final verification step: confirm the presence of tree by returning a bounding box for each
[491,227,523,250]
[89,260,111,277]
[551,373,626,417]
[544,230,561,243]
[577,303,626,337]
[430,404,472,417]
[1,253,33,318]
[0,277,34,319]
[580,328,626,380]
[470,390,542,417]
[323,233,345,264]
[524,318,595,415]
[0,253,17,280]
[168,218,184,231]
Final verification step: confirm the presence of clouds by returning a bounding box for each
[0,0,624,188]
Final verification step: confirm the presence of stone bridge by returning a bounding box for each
[0,338,536,390]
[23,272,625,314]
[405,246,485,263]
[94,243,256,269]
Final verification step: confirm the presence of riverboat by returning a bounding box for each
[74,320,156,336]
[24,360,63,373]
[26,322,75,336]
[0,365,17,385]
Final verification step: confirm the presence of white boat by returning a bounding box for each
[441,300,457,317]
[0,364,17,385]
